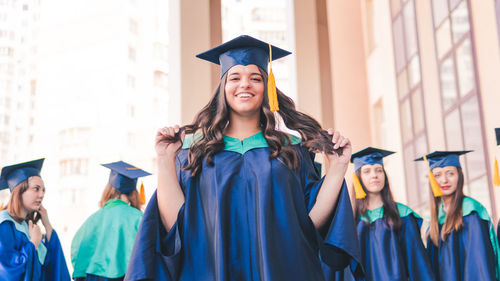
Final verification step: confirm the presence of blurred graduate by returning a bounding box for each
[71,161,151,281]
[417,151,500,281]
[124,35,362,281]
[0,158,71,281]
[340,147,435,281]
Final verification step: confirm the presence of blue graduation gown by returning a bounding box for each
[324,204,434,281]
[125,132,361,281]
[0,211,71,281]
[426,197,500,281]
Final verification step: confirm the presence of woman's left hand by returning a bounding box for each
[38,205,53,241]
[325,129,352,169]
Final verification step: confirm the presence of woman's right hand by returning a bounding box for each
[155,125,185,160]
[29,220,42,249]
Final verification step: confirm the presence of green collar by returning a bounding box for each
[360,203,421,223]
[438,196,491,224]
[182,131,301,155]
[104,199,129,209]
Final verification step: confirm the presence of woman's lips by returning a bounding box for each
[440,185,451,190]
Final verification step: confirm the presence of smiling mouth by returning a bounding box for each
[440,186,451,190]
[235,93,254,98]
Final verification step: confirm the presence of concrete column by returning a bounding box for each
[292,0,334,129]
[325,0,371,149]
[168,0,221,125]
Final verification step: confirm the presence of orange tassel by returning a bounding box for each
[424,155,442,197]
[352,173,367,199]
[140,182,146,204]
[493,157,500,186]
[267,44,279,112]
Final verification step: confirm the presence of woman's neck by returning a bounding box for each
[442,195,453,212]
[225,112,261,140]
[367,193,384,210]
[119,194,130,204]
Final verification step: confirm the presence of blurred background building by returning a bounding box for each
[1,0,500,271]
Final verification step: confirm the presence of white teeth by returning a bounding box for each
[237,93,252,98]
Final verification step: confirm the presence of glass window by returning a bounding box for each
[468,175,491,214]
[444,109,464,150]
[461,96,486,179]
[455,38,475,96]
[397,68,409,97]
[400,98,413,143]
[411,89,425,133]
[440,57,458,109]
[432,0,449,27]
[436,19,452,59]
[403,1,418,59]
[393,15,406,72]
[408,55,421,88]
[451,1,470,43]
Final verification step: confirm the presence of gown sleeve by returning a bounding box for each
[42,230,71,281]
[399,215,436,281]
[124,152,187,281]
[461,213,496,281]
[298,145,362,275]
[0,221,42,281]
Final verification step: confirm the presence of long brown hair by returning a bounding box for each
[354,168,402,231]
[166,68,338,176]
[99,184,142,210]
[6,179,40,223]
[428,167,465,246]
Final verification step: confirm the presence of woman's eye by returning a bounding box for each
[251,78,262,82]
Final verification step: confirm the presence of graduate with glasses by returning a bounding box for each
[71,161,151,281]
[416,151,500,281]
[0,159,71,281]
[125,35,362,281]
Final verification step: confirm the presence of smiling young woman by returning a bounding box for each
[125,35,362,281]
[0,158,70,281]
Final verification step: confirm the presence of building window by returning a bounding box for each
[390,0,429,209]
[60,159,89,176]
[128,46,136,62]
[127,74,135,89]
[153,70,168,89]
[431,0,493,214]
[129,18,138,35]
[153,42,168,62]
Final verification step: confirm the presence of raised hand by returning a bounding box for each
[155,125,185,161]
[325,129,352,168]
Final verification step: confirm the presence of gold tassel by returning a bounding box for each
[352,173,367,199]
[424,155,442,197]
[494,157,500,186]
[140,181,146,204]
[0,203,3,210]
[267,44,279,112]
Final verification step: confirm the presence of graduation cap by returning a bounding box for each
[101,161,151,202]
[350,147,395,199]
[414,150,471,197]
[0,159,45,192]
[494,128,500,186]
[196,35,291,113]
